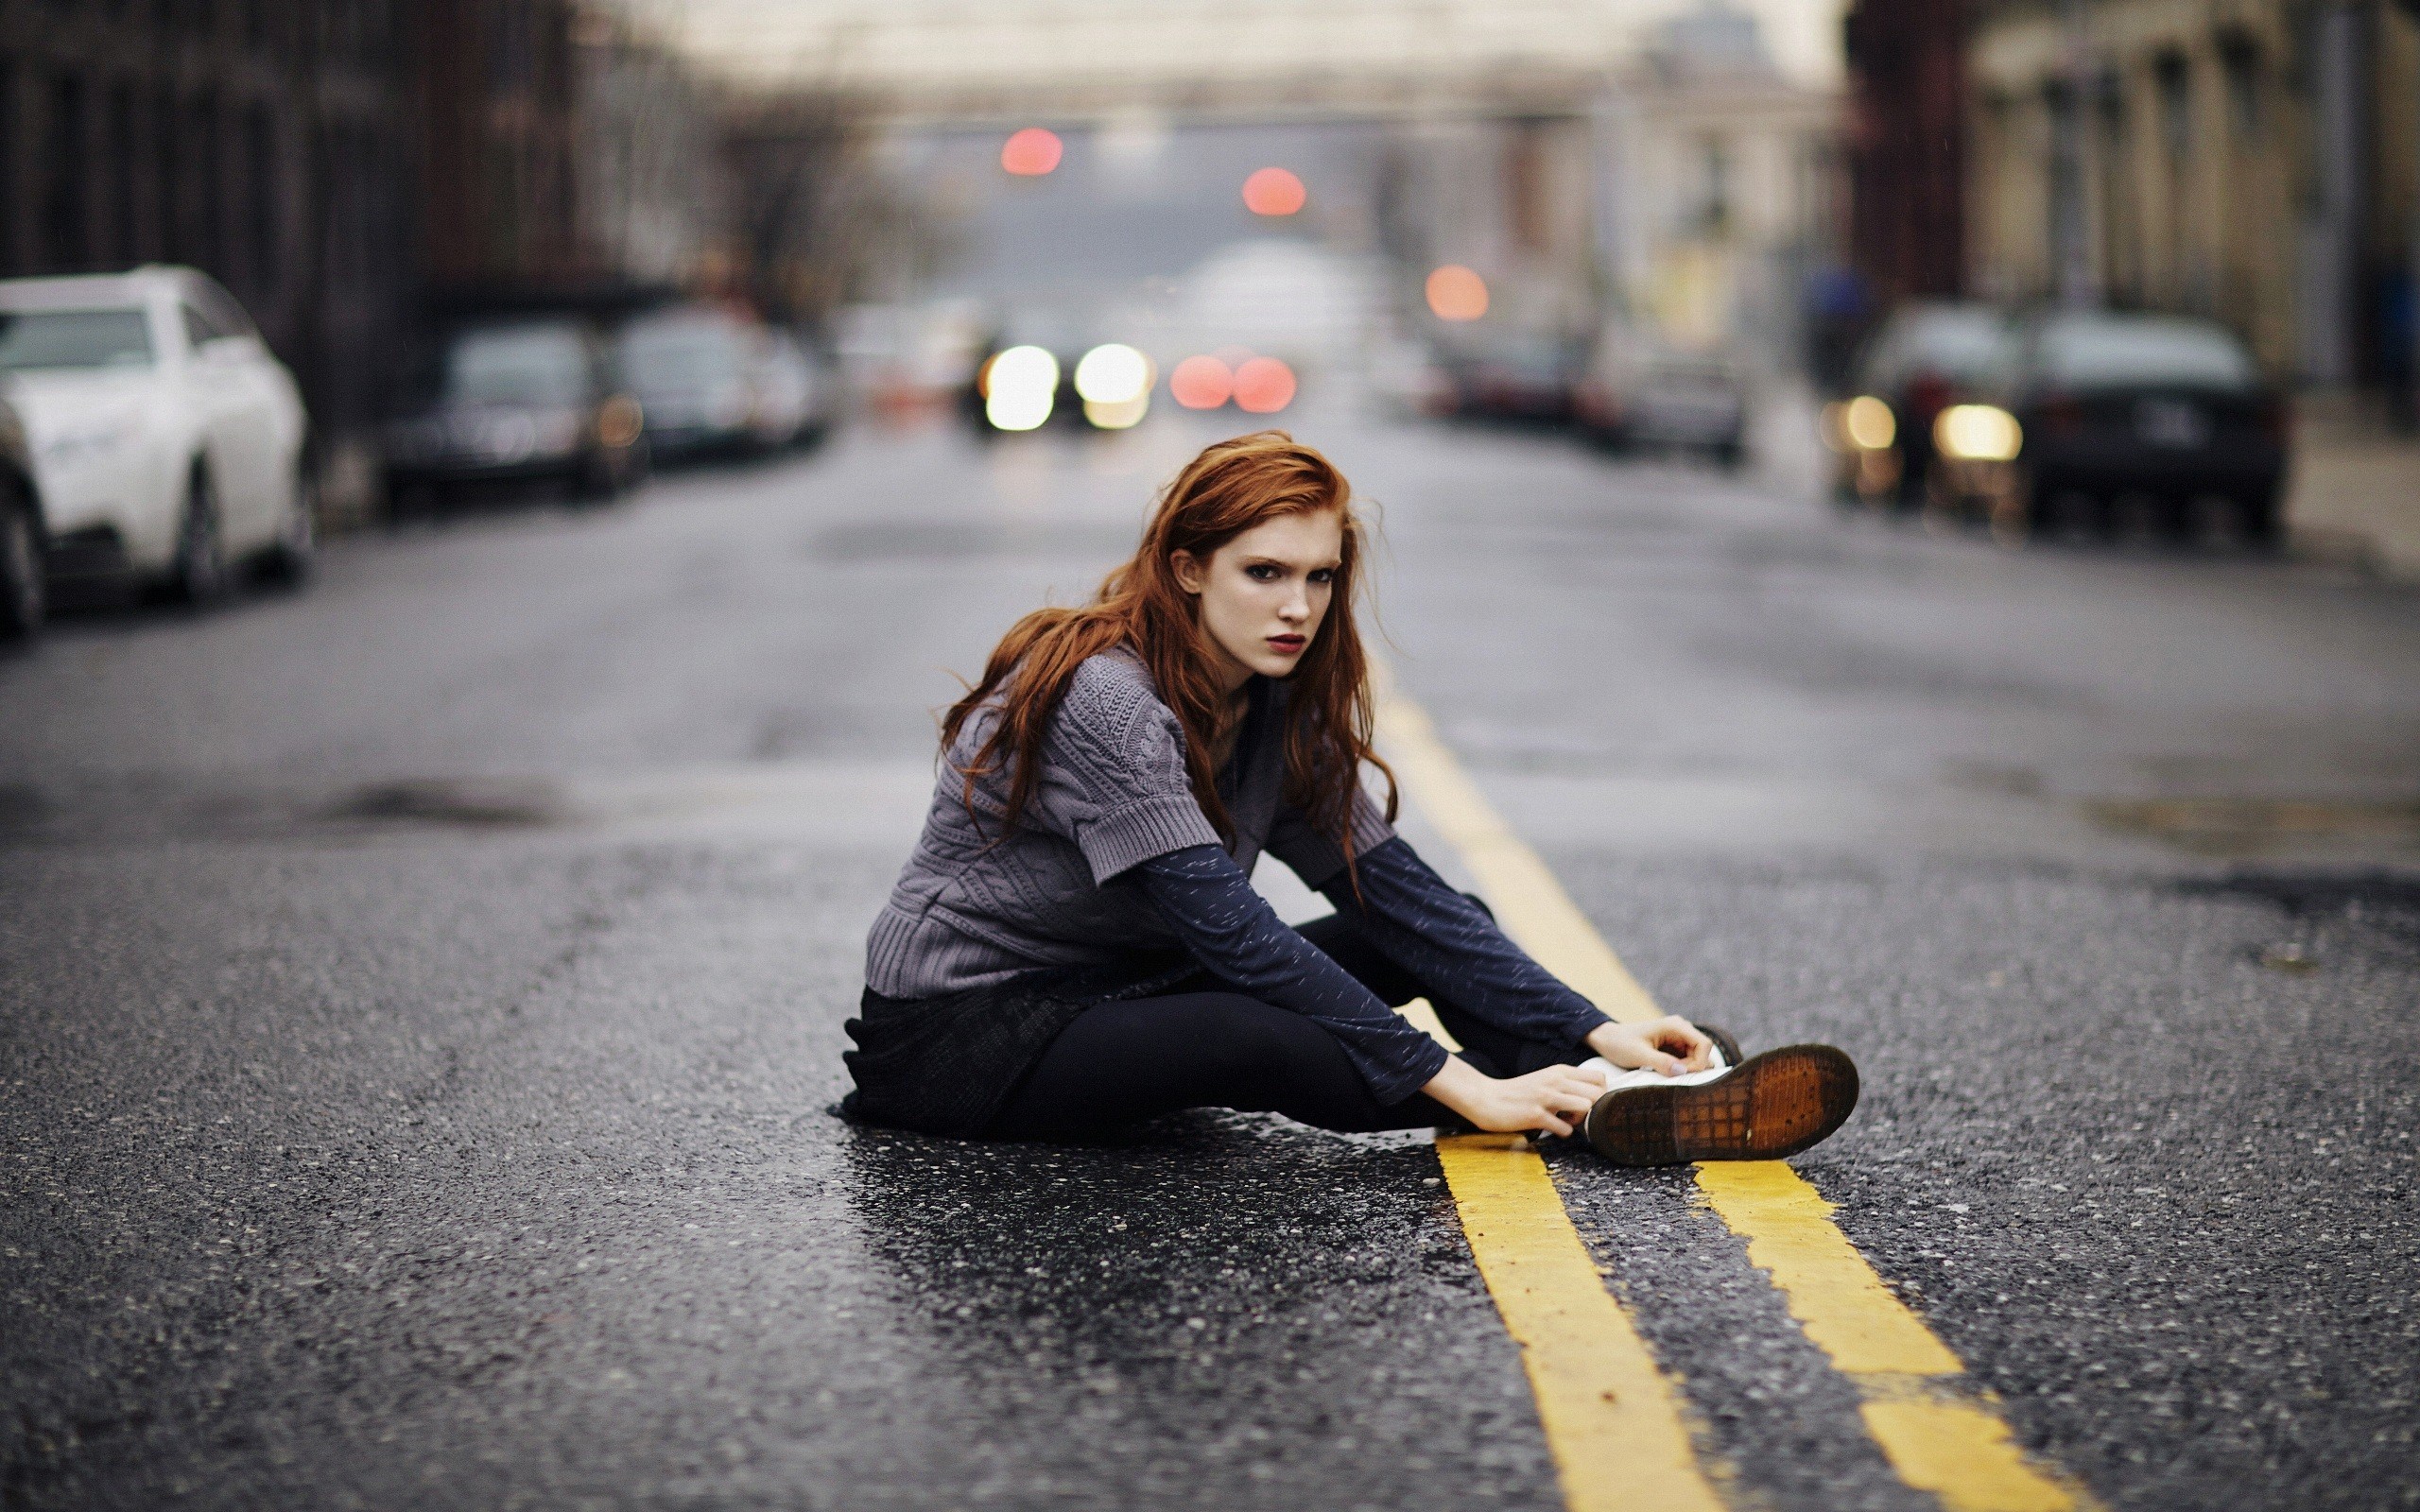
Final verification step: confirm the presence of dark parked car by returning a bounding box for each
[1446,332,1586,425]
[0,386,43,639]
[384,317,647,513]
[1826,301,2014,507]
[1933,310,2289,541]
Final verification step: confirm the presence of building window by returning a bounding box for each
[45,74,88,271]
[246,104,278,296]
[2154,53,2192,167]
[0,63,15,275]
[1700,137,1733,236]
[2220,36,2262,142]
[155,86,180,263]
[108,82,138,266]
[190,90,221,276]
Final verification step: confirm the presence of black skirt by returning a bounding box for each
[841,952,1203,1136]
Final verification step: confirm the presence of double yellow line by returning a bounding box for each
[1377,694,2096,1512]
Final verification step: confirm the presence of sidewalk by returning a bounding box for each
[2288,391,2420,580]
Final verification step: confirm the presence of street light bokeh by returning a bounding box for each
[982,345,1059,429]
[1425,266,1488,321]
[1241,168,1306,216]
[1232,356,1296,414]
[1169,355,1235,409]
[1001,128,1063,176]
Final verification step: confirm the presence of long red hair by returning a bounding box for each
[941,430,1395,863]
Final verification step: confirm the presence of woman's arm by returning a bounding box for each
[1128,845,1449,1104]
[1132,845,1621,1132]
[1316,837,1613,1047]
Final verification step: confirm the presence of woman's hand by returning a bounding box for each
[1422,1057,1605,1138]
[1585,1015,1715,1075]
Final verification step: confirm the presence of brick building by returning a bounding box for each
[0,0,590,468]
[1841,0,1969,306]
[1962,0,2416,400]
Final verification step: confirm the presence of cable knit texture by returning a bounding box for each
[866,646,1394,1001]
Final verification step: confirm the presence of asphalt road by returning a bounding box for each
[4,413,2416,1510]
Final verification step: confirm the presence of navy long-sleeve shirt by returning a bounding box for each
[1129,836,1610,1103]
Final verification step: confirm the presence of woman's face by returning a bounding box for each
[1171,510,1344,692]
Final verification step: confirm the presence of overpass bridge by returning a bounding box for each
[631,0,1824,128]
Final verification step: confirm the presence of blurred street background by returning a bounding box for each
[3,2,2419,1509]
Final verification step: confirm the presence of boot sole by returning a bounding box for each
[1584,1044,1859,1167]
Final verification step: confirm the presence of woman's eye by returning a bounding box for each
[1308,569,1335,585]
[1245,564,1281,581]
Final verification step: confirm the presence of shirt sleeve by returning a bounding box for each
[1130,844,1452,1105]
[1264,783,1398,889]
[1319,836,1611,1049]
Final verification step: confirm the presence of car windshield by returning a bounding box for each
[1865,307,2010,387]
[0,308,155,372]
[441,325,588,406]
[620,321,747,391]
[2036,318,2258,389]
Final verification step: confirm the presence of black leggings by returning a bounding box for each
[988,911,1596,1140]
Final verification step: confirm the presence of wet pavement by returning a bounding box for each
[4,415,2417,1509]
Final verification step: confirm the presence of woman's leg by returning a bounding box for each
[989,990,1450,1140]
[1290,912,1595,1078]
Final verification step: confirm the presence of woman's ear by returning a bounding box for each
[1169,549,1207,595]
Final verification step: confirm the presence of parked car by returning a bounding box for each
[1933,310,2289,541]
[0,266,312,605]
[384,316,646,511]
[1825,301,2014,507]
[1446,332,1586,424]
[756,328,837,450]
[0,386,43,638]
[616,306,823,457]
[1575,319,1748,464]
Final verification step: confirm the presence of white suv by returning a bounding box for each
[0,266,312,603]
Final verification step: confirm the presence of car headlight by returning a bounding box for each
[1074,344,1152,404]
[1934,404,2022,462]
[984,347,1059,432]
[1841,395,1895,451]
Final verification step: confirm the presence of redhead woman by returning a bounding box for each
[845,432,1858,1161]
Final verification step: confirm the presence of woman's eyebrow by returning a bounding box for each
[1241,555,1343,571]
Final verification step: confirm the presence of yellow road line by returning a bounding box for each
[1376,691,2096,1512]
[1437,1134,1728,1512]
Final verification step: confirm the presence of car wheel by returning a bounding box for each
[260,469,317,586]
[0,485,45,642]
[2239,489,2283,548]
[2153,494,2200,546]
[571,448,623,507]
[169,469,230,607]
[2058,489,2109,541]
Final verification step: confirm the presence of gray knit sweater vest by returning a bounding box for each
[864,647,1394,1000]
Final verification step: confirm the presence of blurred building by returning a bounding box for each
[1841,0,1967,306]
[1602,3,1842,360]
[411,0,587,291]
[0,0,793,514]
[0,1,415,459]
[572,3,727,292]
[1962,0,2418,404]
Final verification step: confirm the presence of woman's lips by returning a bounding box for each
[1267,634,1307,655]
